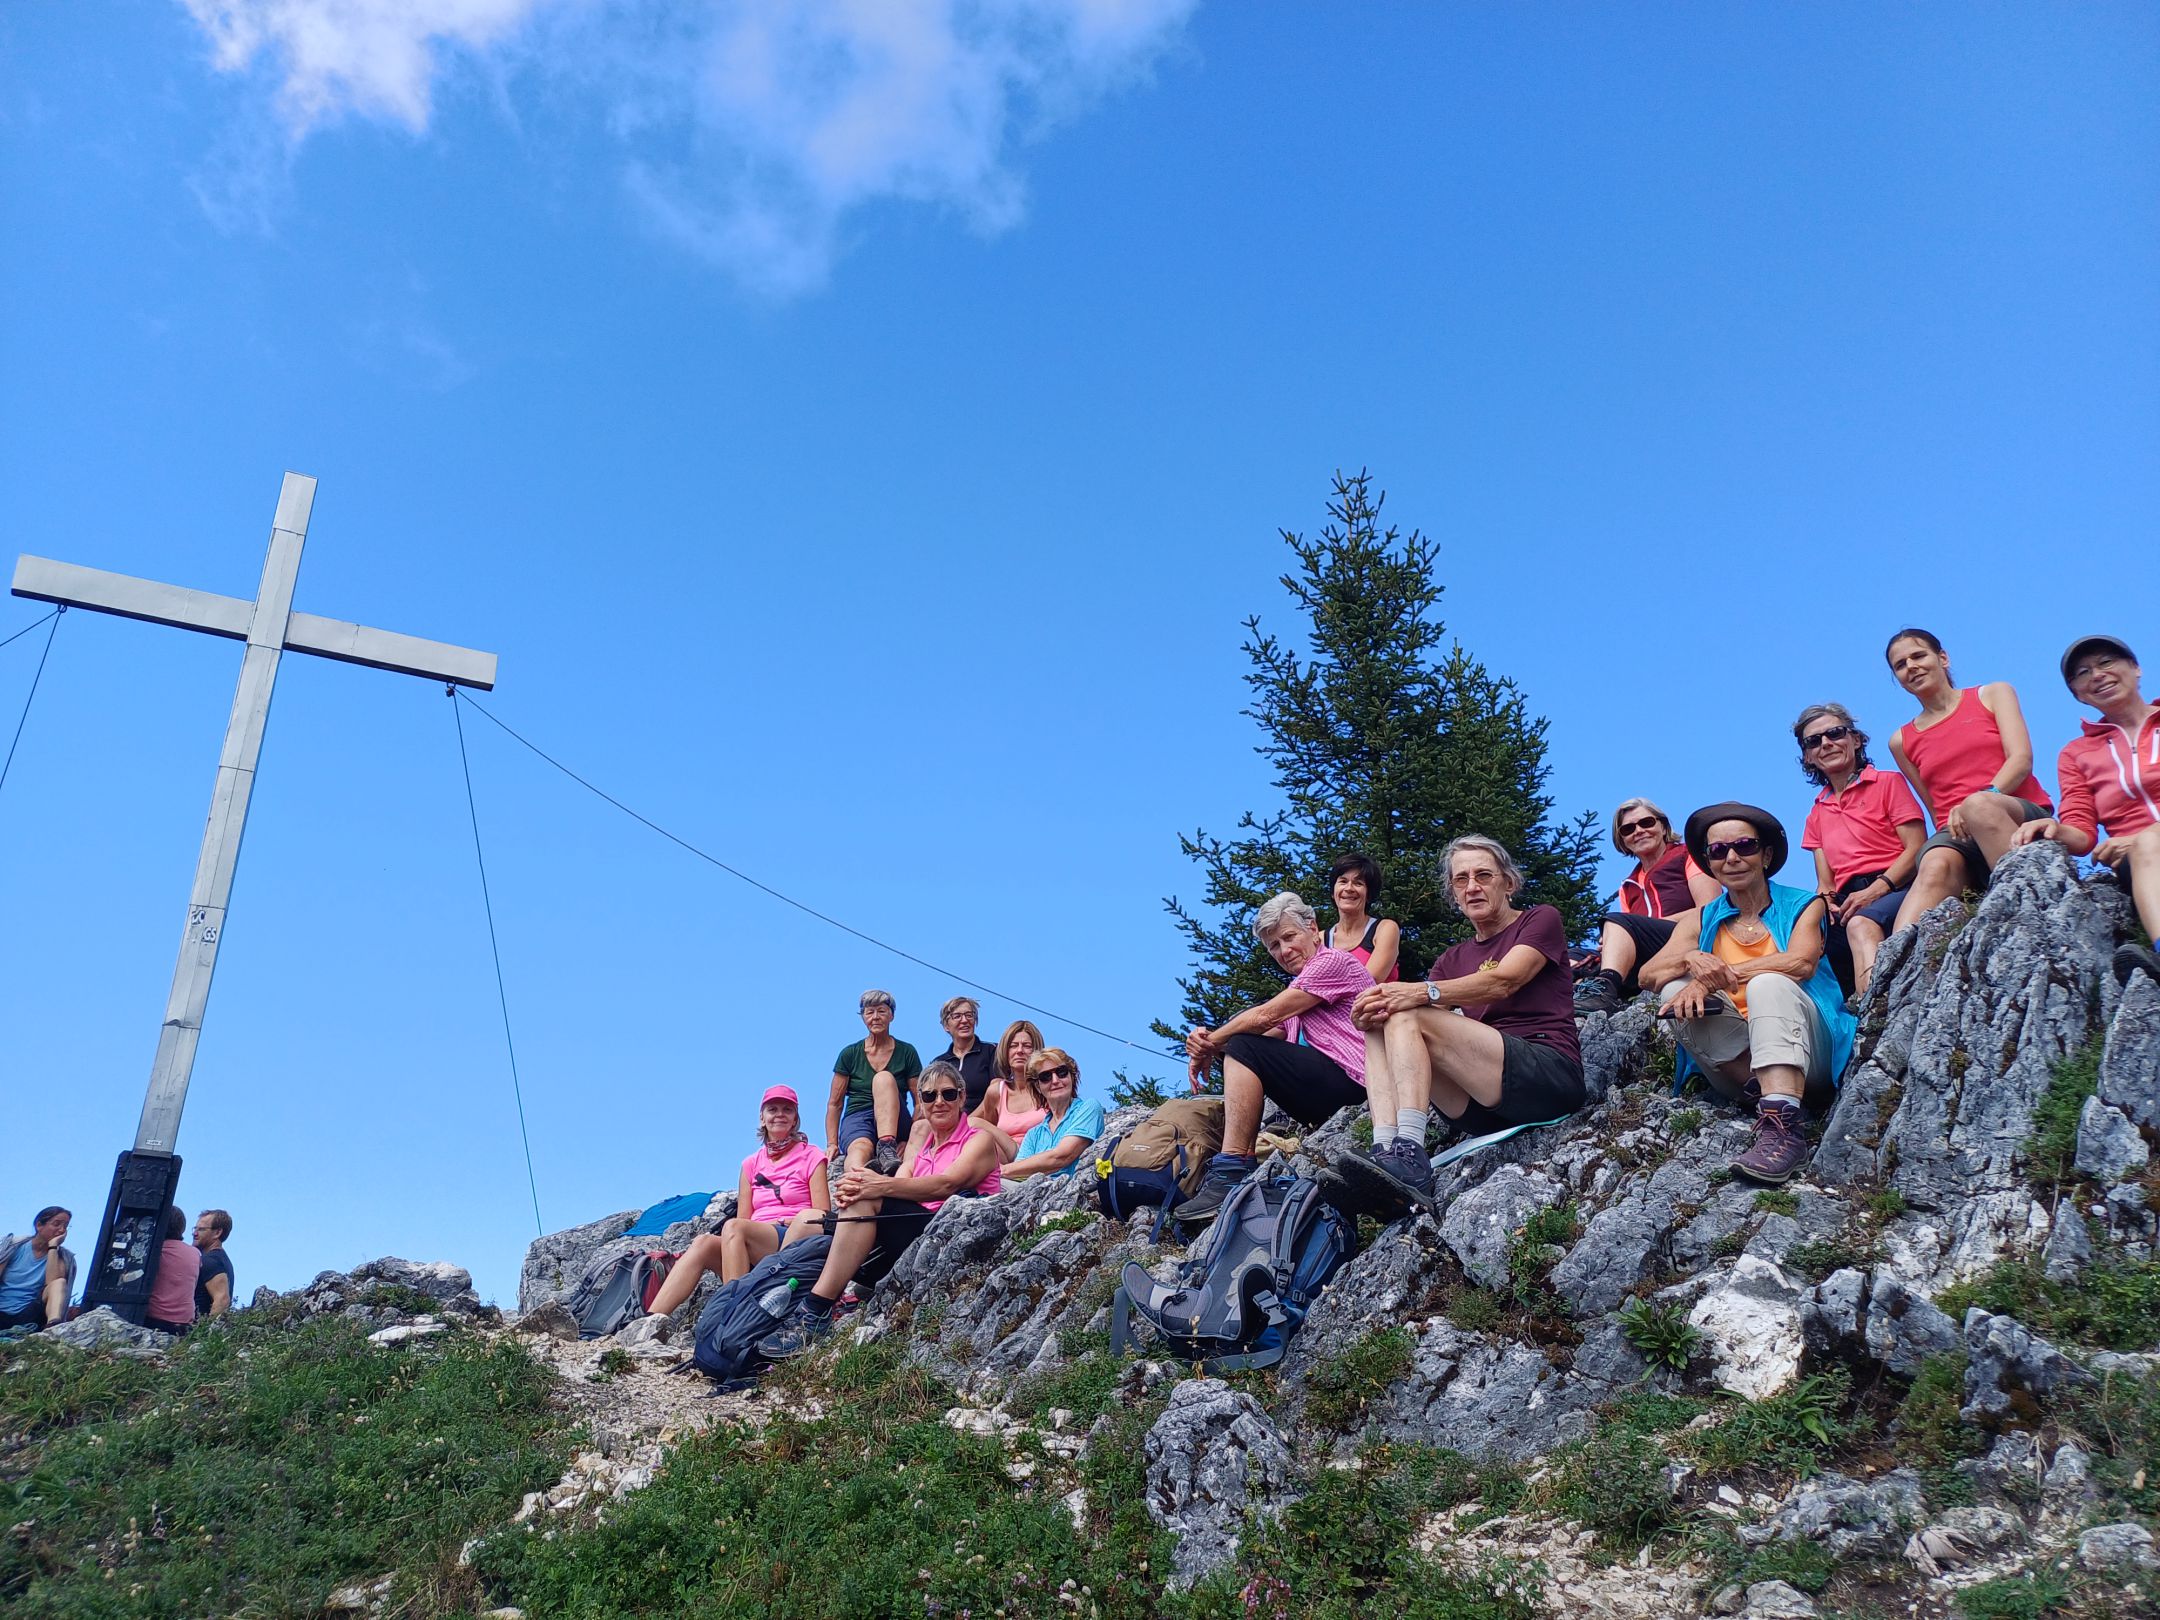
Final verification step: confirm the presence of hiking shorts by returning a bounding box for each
[1597,912,1677,991]
[1221,1032,1365,1125]
[836,1098,912,1155]
[0,1302,52,1332]
[1450,1034,1586,1137]
[1917,797,2052,889]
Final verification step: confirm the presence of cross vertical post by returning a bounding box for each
[138,471,312,1155]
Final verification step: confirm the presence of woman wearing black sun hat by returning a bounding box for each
[1637,803,1856,1184]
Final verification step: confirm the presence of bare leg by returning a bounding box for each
[646,1231,728,1318]
[1847,916,1886,994]
[723,1219,781,1282]
[1220,1055,1266,1156]
[1381,1011,1436,1115]
[810,1197,884,1298]
[1755,1062,1804,1104]
[1361,1028,1399,1131]
[2125,825,2160,940]
[1409,1011,1508,1119]
[42,1250,67,1325]
[1599,921,1639,980]
[1893,845,1967,932]
[871,1069,901,1138]
[1957,793,2024,870]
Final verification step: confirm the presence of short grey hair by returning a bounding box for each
[940,995,979,1025]
[858,988,896,1012]
[920,1058,964,1093]
[1251,891,1319,942]
[1437,836,1524,912]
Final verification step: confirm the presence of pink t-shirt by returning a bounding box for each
[745,1138,822,1225]
[1279,945,1372,1082]
[1802,766,1927,888]
[146,1239,200,1326]
[910,1114,1001,1210]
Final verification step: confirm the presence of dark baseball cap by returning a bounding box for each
[2060,634,2137,688]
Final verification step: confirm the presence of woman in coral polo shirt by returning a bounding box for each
[2015,634,2160,986]
[1795,703,1926,998]
[1882,627,2052,933]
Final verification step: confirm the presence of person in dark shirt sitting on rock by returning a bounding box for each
[2014,635,2160,986]
[1344,836,1587,1207]
[1639,803,1856,1185]
[1574,798,1721,1016]
[759,1060,1001,1358]
[931,996,999,1112]
[824,989,924,1178]
[193,1208,235,1321]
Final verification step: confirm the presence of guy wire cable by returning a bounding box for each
[0,606,63,800]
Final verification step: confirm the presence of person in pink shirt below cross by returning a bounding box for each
[644,1086,832,1318]
[1882,627,2053,934]
[2015,634,2160,987]
[1795,703,1926,998]
[142,1204,201,1334]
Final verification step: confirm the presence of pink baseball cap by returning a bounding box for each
[760,1085,799,1108]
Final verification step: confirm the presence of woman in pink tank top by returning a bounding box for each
[1884,628,2054,933]
[973,1018,1049,1163]
[645,1085,832,1319]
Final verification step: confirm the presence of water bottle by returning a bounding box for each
[754,1278,798,1322]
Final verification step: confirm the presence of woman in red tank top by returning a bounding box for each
[1883,628,2053,933]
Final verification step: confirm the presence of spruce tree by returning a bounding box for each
[1152,470,1599,1071]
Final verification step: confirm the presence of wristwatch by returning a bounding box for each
[1425,981,1443,1005]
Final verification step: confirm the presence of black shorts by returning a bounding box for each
[1450,1034,1586,1137]
[1917,797,2052,888]
[1597,912,1678,990]
[0,1302,50,1332]
[851,1197,972,1291]
[1222,1033,1366,1125]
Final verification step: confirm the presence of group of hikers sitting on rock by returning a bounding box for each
[637,626,2156,1368]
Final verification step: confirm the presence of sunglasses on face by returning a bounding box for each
[1618,816,1663,836]
[1033,1064,1073,1083]
[921,1086,964,1104]
[1705,837,1763,861]
[1803,725,1853,752]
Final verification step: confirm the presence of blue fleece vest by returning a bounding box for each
[1677,881,1856,1090]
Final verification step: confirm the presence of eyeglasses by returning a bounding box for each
[1033,1064,1074,1083]
[1802,725,1853,752]
[921,1086,964,1104]
[1618,816,1663,836]
[1705,837,1763,861]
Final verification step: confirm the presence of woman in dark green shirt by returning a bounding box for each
[824,988,924,1177]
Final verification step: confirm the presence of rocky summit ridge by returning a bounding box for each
[15,841,2158,1619]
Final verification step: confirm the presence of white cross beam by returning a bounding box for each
[11,471,498,1156]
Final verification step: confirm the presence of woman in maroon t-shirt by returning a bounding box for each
[1340,835,1587,1207]
[1575,797,1721,1016]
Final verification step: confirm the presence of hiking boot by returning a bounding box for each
[757,1301,835,1360]
[1332,1140,1434,1217]
[2114,942,2160,988]
[1176,1159,1255,1229]
[1573,973,1624,1017]
[867,1138,903,1177]
[1733,1102,1809,1184]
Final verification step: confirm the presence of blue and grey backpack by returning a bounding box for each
[690,1235,836,1387]
[1110,1174,1357,1372]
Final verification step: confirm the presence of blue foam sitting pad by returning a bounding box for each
[622,1191,716,1238]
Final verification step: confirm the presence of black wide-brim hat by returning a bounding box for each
[1685,801,1789,878]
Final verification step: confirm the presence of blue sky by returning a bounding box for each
[2,3,2154,1306]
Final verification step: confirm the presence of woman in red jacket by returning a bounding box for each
[1883,628,2053,933]
[2015,634,2160,986]
[1574,797,1720,1015]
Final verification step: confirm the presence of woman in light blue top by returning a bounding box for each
[1006,1048,1106,1181]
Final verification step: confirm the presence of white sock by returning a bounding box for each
[1371,1121,1397,1147]
[1396,1108,1431,1150]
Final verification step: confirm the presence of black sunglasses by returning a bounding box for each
[1034,1064,1074,1083]
[920,1086,964,1104]
[1618,816,1663,836]
[1705,837,1763,861]
[1802,724,1853,752]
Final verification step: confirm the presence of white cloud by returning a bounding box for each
[177,0,1197,294]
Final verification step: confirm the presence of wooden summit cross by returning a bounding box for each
[11,472,498,1319]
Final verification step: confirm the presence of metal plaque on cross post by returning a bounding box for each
[12,472,498,1323]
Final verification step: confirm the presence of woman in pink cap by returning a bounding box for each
[645,1085,830,1316]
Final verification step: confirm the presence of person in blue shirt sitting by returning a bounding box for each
[0,1206,76,1332]
[1005,1048,1106,1181]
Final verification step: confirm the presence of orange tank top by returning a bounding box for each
[1712,921,1781,1017]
